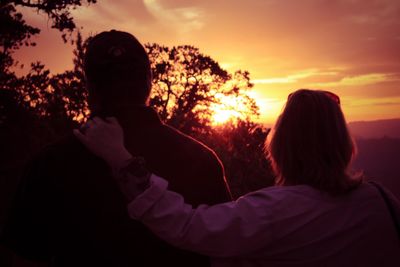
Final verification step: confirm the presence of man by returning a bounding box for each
[2,30,232,266]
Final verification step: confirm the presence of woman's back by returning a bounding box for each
[126,174,400,266]
[215,182,399,267]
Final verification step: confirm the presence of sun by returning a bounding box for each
[210,94,247,125]
[212,109,239,125]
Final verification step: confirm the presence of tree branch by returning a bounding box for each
[14,0,45,9]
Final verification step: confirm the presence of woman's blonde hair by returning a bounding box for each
[265,89,362,194]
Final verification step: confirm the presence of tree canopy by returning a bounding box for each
[1,0,97,94]
[147,43,259,134]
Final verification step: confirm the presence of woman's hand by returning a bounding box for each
[73,117,132,170]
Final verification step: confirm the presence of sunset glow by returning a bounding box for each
[212,109,238,125]
[13,0,400,124]
[210,93,255,125]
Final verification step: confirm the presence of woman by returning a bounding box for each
[74,89,400,266]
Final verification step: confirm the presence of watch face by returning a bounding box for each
[126,156,149,177]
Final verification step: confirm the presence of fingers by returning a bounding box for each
[80,118,96,134]
[87,118,96,125]
[89,116,118,127]
[76,116,121,144]
[84,116,118,126]
[92,117,104,125]
[105,117,118,124]
[73,129,89,144]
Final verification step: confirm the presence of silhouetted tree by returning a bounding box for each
[2,31,88,131]
[1,0,96,123]
[197,120,274,198]
[146,44,259,135]
[1,0,97,44]
[50,31,89,122]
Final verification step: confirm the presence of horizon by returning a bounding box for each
[261,117,400,129]
[13,0,400,125]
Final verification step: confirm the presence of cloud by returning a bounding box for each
[347,15,378,25]
[72,0,155,32]
[143,0,205,34]
[346,97,400,107]
[311,73,400,87]
[252,69,339,84]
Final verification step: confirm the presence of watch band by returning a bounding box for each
[121,156,149,177]
[115,156,151,201]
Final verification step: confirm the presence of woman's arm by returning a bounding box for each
[128,174,273,258]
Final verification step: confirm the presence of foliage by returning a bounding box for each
[0,3,39,93]
[197,120,274,198]
[6,32,88,126]
[147,44,259,135]
[0,0,97,98]
[0,0,95,130]
[1,0,97,42]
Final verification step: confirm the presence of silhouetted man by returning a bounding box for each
[2,30,232,267]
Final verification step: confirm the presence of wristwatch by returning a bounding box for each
[116,156,151,201]
[121,156,149,177]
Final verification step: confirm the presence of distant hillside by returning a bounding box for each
[348,119,400,198]
[353,137,400,199]
[348,118,400,139]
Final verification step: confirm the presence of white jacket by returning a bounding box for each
[128,175,400,267]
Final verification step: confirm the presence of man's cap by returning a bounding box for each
[85,30,148,65]
[84,30,151,81]
[83,30,152,105]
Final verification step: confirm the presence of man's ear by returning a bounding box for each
[89,95,103,115]
[87,81,102,115]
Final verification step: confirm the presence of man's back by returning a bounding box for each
[2,107,231,266]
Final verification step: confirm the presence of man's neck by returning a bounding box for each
[91,104,148,118]
[90,105,161,127]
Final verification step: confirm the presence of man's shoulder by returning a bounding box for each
[138,124,231,203]
[26,133,96,176]
[155,124,217,158]
[137,123,223,173]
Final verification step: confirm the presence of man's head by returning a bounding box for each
[84,30,152,115]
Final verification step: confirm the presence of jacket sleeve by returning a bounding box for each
[1,151,56,261]
[128,175,273,258]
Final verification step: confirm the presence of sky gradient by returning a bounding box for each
[14,0,400,124]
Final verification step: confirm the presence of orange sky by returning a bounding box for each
[14,0,400,124]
